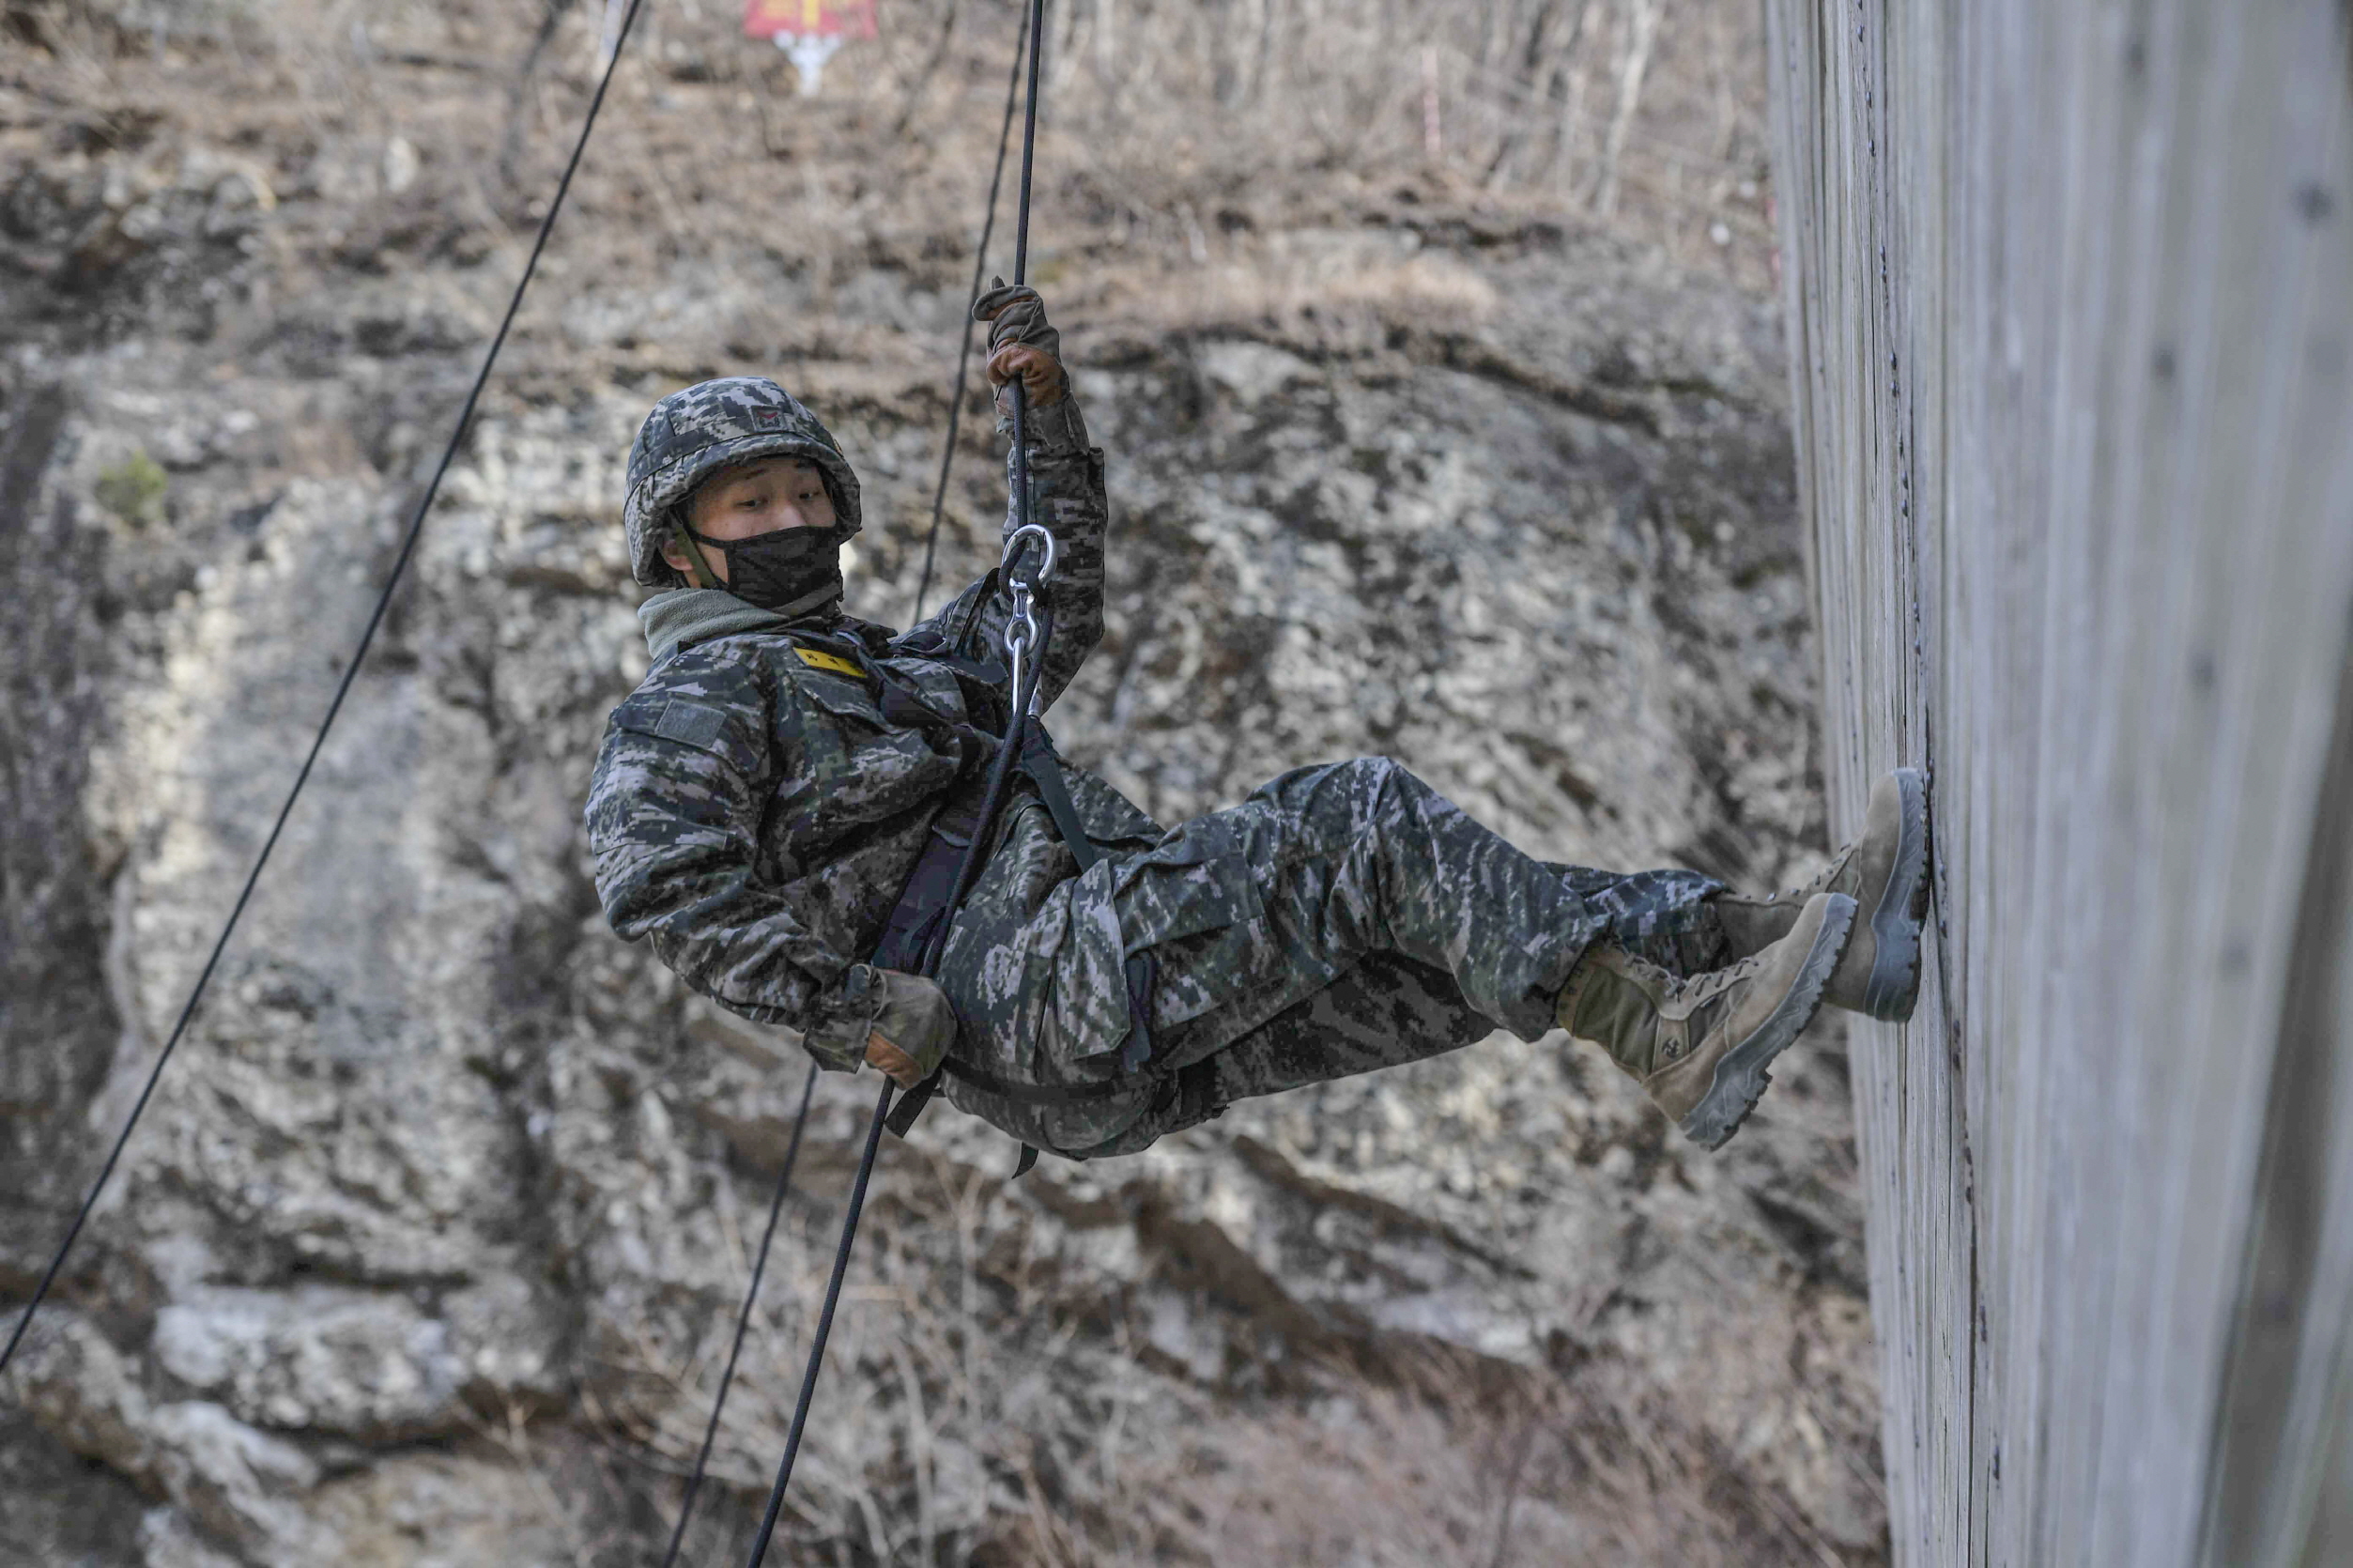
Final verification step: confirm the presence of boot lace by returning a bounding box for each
[1768,843,1856,907]
[1676,948,1766,1005]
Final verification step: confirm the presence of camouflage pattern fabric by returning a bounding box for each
[585,391,1107,1069]
[622,376,867,588]
[1555,864,1733,976]
[932,757,1721,1156]
[587,372,1724,1156]
[1068,952,1504,1160]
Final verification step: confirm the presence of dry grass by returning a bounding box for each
[0,5,1842,1563]
[1010,1350,1854,1568]
[571,1141,1860,1568]
[1105,238,1506,344]
[1003,0,1775,277]
[5,0,1776,331]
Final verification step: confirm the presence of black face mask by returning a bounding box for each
[682,521,851,613]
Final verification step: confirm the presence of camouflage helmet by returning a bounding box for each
[623,377,864,586]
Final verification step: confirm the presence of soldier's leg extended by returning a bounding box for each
[1076,892,1863,1159]
[939,756,1753,1154]
[1062,951,1498,1159]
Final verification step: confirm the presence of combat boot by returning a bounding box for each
[1557,891,1856,1150]
[1713,767,1930,1022]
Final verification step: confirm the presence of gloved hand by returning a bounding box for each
[862,967,958,1088]
[973,278,1067,407]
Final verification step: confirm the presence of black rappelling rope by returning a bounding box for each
[738,1073,894,1567]
[738,633,1048,1568]
[655,1061,818,1568]
[910,9,1031,623]
[738,3,1052,1561]
[0,0,653,1378]
[662,26,1033,1556]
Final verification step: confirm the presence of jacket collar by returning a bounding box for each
[637,586,840,664]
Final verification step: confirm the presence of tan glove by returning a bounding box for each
[973,278,1067,407]
[862,967,958,1088]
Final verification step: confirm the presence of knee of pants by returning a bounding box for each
[1319,755,1422,821]
[1051,1063,1224,1161]
[1252,757,1427,853]
[1344,755,1452,830]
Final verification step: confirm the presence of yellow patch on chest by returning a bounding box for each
[793,646,865,679]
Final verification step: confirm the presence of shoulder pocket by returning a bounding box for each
[611,695,760,773]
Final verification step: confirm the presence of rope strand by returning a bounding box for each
[1012,0,1047,287]
[911,15,1031,623]
[740,9,1053,1554]
[655,1061,818,1568]
[0,0,653,1377]
[1006,0,1047,570]
[739,1078,895,1568]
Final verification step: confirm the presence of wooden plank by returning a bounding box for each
[1760,1,2353,1562]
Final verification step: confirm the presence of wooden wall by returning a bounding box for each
[1760,2,2353,1563]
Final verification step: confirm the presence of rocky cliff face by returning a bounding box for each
[1,3,1883,1562]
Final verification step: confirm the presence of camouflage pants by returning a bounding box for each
[933,757,1721,1157]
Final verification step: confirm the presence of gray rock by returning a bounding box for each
[0,12,1880,1562]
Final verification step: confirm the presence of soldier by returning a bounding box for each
[583,284,1931,1161]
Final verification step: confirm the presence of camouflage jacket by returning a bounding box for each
[584,392,1147,1070]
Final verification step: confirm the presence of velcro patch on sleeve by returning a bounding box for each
[608,684,762,776]
[794,646,865,680]
[650,699,728,750]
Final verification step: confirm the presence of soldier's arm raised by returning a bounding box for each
[938,284,1107,710]
[1000,382,1108,709]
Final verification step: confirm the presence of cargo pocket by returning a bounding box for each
[786,669,954,830]
[1110,827,1269,1029]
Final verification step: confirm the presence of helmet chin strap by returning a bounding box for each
[672,521,725,591]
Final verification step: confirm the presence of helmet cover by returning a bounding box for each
[623,377,863,586]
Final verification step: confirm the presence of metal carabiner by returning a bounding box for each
[999,523,1055,716]
[1004,625,1032,720]
[1002,522,1057,591]
[1005,595,1041,652]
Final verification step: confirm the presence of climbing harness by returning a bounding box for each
[735,1,1137,1549]
[883,519,1163,1149]
[0,0,654,1379]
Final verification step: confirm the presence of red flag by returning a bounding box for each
[743,0,876,39]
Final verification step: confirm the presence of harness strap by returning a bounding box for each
[940,1055,1152,1103]
[1015,726,1161,1074]
[883,1070,941,1136]
[1017,725,1097,868]
[869,802,982,976]
[876,725,1164,1144]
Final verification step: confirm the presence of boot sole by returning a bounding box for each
[1679,893,1856,1151]
[1859,768,1930,1022]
